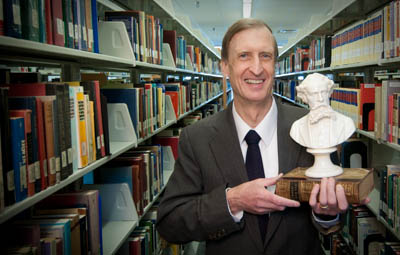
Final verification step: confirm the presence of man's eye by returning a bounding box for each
[239,53,247,58]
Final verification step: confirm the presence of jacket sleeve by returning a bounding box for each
[156,127,243,244]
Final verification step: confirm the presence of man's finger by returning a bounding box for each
[336,184,348,212]
[319,178,328,206]
[309,183,320,208]
[273,194,300,207]
[327,177,337,206]
[263,173,283,186]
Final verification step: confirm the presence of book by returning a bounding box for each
[51,0,65,46]
[10,109,35,197]
[275,167,374,204]
[38,0,46,43]
[38,96,57,186]
[100,94,110,156]
[0,89,17,206]
[35,207,89,255]
[0,0,4,35]
[9,97,42,193]
[153,136,179,160]
[84,0,93,52]
[90,0,99,53]
[62,0,74,48]
[80,81,105,158]
[44,0,53,44]
[39,190,101,255]
[20,0,39,42]
[4,0,22,38]
[359,83,376,131]
[163,30,177,66]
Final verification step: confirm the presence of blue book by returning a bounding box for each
[97,165,135,194]
[62,0,74,48]
[71,0,80,49]
[79,0,87,51]
[10,117,27,202]
[4,0,22,38]
[101,88,139,139]
[38,0,46,43]
[90,0,99,53]
[9,97,41,193]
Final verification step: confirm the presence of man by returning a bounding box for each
[290,73,355,149]
[156,18,350,254]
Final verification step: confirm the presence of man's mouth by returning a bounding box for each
[245,79,264,84]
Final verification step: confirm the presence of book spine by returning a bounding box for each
[10,117,27,202]
[44,0,53,44]
[76,92,88,167]
[35,98,48,190]
[62,84,73,177]
[42,99,56,186]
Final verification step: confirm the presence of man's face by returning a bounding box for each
[221,27,275,107]
[305,83,330,110]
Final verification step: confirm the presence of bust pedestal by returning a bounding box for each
[305,147,343,178]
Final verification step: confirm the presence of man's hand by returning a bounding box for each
[309,177,349,216]
[227,174,300,215]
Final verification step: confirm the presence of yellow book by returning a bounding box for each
[76,92,88,167]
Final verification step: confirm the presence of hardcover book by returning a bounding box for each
[275,167,374,204]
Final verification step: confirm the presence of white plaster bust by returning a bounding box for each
[290,73,355,149]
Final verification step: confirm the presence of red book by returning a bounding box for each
[128,237,141,255]
[51,0,65,46]
[10,109,35,197]
[165,91,179,119]
[153,136,179,160]
[359,83,377,131]
[163,30,177,65]
[45,0,53,44]
[389,94,394,143]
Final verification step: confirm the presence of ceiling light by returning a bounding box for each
[243,0,252,18]
[278,29,297,33]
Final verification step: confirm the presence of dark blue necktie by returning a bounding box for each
[245,130,268,242]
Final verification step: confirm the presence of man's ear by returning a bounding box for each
[221,59,229,78]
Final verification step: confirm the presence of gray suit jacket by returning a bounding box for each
[156,98,323,255]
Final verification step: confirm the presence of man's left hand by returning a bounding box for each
[309,177,348,216]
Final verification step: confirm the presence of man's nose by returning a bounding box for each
[249,57,263,75]
[317,92,324,101]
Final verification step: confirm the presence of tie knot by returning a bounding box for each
[245,130,261,145]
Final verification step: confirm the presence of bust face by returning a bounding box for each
[304,82,330,110]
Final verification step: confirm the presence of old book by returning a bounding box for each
[275,167,374,204]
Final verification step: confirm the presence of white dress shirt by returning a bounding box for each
[227,97,339,227]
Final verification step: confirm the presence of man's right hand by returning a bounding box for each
[226,174,300,215]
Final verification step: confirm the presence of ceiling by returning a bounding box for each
[171,0,333,49]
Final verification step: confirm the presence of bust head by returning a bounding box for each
[296,73,334,110]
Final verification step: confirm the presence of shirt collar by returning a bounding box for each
[232,97,278,147]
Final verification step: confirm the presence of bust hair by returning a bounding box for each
[296,73,334,103]
[221,18,278,61]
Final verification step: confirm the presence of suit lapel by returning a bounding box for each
[208,104,265,252]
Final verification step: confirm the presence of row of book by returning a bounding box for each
[330,83,376,132]
[341,204,400,255]
[95,144,166,217]
[0,0,99,53]
[276,0,400,75]
[0,79,109,209]
[273,79,298,101]
[275,36,331,74]
[119,204,183,255]
[379,164,400,235]
[100,79,222,139]
[3,189,102,255]
[105,9,220,74]
[104,10,164,66]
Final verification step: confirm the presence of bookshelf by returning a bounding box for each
[274,0,400,252]
[0,0,226,254]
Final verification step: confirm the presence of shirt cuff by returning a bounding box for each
[226,188,244,222]
[312,210,340,228]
